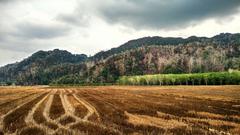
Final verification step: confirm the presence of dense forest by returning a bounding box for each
[0,33,240,85]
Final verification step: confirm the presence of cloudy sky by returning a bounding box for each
[0,0,240,66]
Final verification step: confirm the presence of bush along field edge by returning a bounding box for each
[117,70,240,86]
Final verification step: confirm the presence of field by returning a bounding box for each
[0,86,240,135]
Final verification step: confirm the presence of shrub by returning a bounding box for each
[117,71,240,86]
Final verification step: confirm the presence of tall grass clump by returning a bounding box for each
[117,70,240,85]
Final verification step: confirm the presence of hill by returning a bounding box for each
[56,33,240,84]
[0,33,240,85]
[92,33,240,60]
[0,49,87,85]
[84,41,240,84]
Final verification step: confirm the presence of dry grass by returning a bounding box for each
[33,95,49,124]
[59,115,76,125]
[0,92,39,116]
[70,121,119,135]
[18,126,45,135]
[67,95,88,118]
[125,111,187,129]
[49,94,65,120]
[2,93,47,133]
[0,88,46,116]
[72,85,240,134]
[0,86,239,134]
[33,95,58,130]
[188,111,225,119]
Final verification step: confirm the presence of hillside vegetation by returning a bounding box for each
[117,70,240,86]
[87,43,239,84]
[0,33,240,85]
[0,49,87,85]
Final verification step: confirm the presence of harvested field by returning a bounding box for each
[0,85,239,134]
[49,94,65,120]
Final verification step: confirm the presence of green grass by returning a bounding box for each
[117,70,240,85]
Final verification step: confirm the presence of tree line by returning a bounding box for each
[117,70,240,85]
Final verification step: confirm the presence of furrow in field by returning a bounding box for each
[0,92,45,133]
[70,93,122,134]
[62,89,100,127]
[43,93,54,123]
[56,89,77,126]
[42,92,61,131]
[67,94,88,119]
[0,91,36,105]
[54,89,70,122]
[61,90,75,115]
[51,89,84,128]
[59,89,112,133]
[24,91,56,134]
[1,92,48,134]
[33,94,58,131]
[0,91,37,105]
[0,87,37,97]
[25,93,49,124]
[72,94,100,121]
[42,90,68,132]
[49,90,65,120]
[0,92,41,117]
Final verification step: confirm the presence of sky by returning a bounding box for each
[0,0,240,66]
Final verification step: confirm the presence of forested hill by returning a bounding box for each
[92,33,240,61]
[0,33,240,85]
[0,49,87,85]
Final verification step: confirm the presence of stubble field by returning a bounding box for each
[0,86,239,135]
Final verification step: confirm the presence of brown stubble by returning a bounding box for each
[0,86,239,134]
[74,86,240,134]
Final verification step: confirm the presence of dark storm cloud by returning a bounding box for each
[13,23,70,39]
[97,0,240,29]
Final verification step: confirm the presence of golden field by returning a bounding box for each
[0,86,239,135]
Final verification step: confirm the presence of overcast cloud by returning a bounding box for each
[0,0,240,66]
[97,0,240,29]
[13,22,70,39]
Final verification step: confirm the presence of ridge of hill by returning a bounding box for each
[0,33,239,85]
